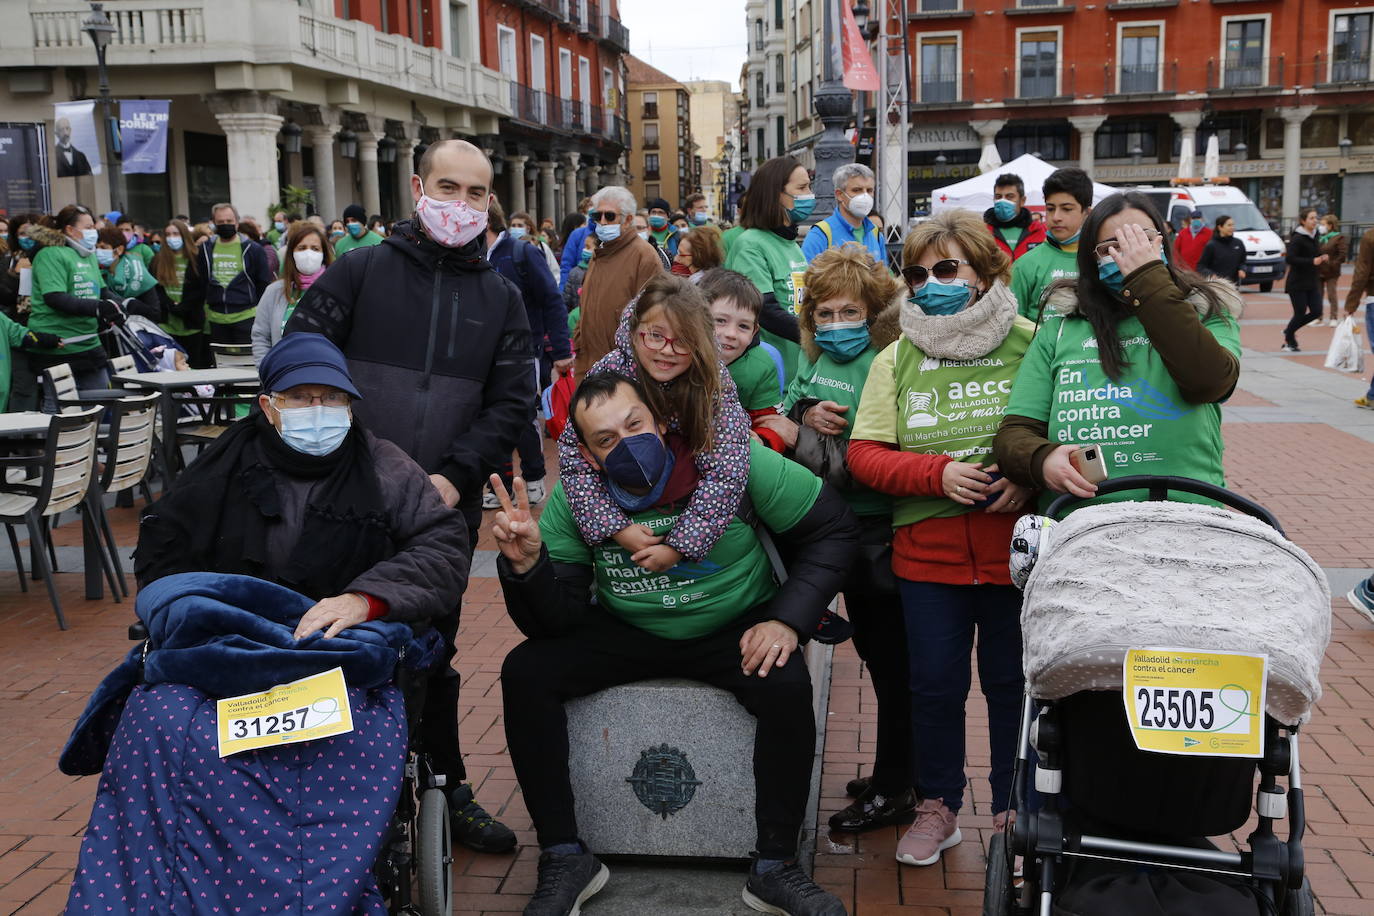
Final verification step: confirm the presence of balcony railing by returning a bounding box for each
[920,78,957,103]
[508,87,628,146]
[644,168,661,180]
[604,16,630,52]
[1329,55,1371,83]
[1118,63,1159,93]
[32,4,206,47]
[584,0,602,36]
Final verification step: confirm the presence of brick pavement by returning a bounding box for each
[2,278,1373,914]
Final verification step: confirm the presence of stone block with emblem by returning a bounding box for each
[565,641,832,860]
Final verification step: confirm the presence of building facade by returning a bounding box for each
[625,56,698,209]
[743,0,788,167]
[684,80,742,218]
[895,0,1374,224]
[478,0,631,225]
[1,0,514,225]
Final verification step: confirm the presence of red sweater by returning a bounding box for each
[848,439,1018,586]
[1174,226,1212,271]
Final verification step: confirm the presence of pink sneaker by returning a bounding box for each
[895,799,961,866]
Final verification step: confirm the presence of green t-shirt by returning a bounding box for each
[784,346,889,517]
[157,252,201,338]
[108,252,158,298]
[567,307,580,336]
[334,230,384,256]
[727,346,783,411]
[1010,241,1079,325]
[721,225,745,256]
[1001,226,1023,249]
[651,227,676,251]
[540,441,822,640]
[1005,312,1242,511]
[29,244,102,354]
[852,318,1036,528]
[723,228,808,380]
[127,243,156,268]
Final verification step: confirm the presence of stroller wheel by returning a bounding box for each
[984,832,1015,916]
[1283,878,1315,916]
[416,788,454,916]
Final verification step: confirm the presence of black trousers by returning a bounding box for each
[419,515,480,785]
[501,606,817,858]
[208,317,253,346]
[1284,287,1323,344]
[174,332,213,369]
[844,514,913,796]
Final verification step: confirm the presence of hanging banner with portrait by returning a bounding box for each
[119,100,171,175]
[53,100,103,177]
[0,122,51,214]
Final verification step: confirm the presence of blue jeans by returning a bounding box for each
[899,579,1024,814]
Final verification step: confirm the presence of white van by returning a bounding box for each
[1130,184,1287,292]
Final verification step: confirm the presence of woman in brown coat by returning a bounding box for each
[1319,213,1349,324]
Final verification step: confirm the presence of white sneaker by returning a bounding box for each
[524,478,547,505]
[482,488,501,510]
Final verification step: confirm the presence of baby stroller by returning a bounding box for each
[988,476,1330,916]
[60,573,453,916]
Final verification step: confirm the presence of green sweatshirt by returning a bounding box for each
[728,345,783,410]
[107,252,158,299]
[0,313,35,411]
[724,228,808,380]
[334,230,384,256]
[1011,241,1080,324]
[29,244,103,355]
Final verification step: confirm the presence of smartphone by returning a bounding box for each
[970,472,1003,509]
[1070,446,1109,484]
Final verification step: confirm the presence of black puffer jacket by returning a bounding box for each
[285,219,534,518]
[1284,229,1320,293]
[1197,235,1248,282]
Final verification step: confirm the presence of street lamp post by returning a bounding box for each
[721,139,735,222]
[811,0,856,221]
[82,2,124,214]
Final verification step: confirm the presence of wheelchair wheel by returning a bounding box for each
[1283,878,1315,916]
[984,832,1014,916]
[416,788,453,916]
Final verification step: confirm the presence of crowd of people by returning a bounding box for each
[5,138,1373,916]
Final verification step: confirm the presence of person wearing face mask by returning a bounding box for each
[1,212,43,320]
[183,202,273,346]
[1317,213,1348,326]
[134,331,469,643]
[96,227,164,321]
[801,163,886,267]
[333,204,385,256]
[849,211,1036,869]
[492,369,858,916]
[557,199,596,294]
[251,222,335,364]
[285,141,536,852]
[563,235,598,315]
[724,155,815,381]
[116,217,156,268]
[983,173,1046,263]
[510,210,561,277]
[1173,207,1213,272]
[573,186,666,376]
[673,226,724,282]
[633,211,673,271]
[265,210,289,247]
[644,197,680,257]
[685,192,712,227]
[29,204,129,396]
[150,218,211,367]
[1010,168,1093,324]
[327,220,347,244]
[994,191,1241,508]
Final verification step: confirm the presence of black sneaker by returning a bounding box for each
[828,786,917,833]
[743,861,848,915]
[449,783,517,854]
[811,609,854,646]
[524,847,610,916]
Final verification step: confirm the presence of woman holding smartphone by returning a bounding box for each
[993,191,1242,507]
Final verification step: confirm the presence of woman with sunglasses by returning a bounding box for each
[994,191,1241,508]
[723,155,814,382]
[847,208,1036,868]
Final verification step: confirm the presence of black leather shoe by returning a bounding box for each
[845,776,870,798]
[827,787,918,833]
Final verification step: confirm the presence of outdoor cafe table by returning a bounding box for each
[109,367,260,486]
[0,410,108,600]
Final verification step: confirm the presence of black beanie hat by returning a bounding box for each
[342,204,367,224]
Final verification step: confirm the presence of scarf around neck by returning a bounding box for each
[899,280,1018,359]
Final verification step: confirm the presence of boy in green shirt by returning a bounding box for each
[699,269,789,451]
[98,227,159,303]
[334,204,384,256]
[1010,167,1093,325]
[723,227,808,380]
[492,369,856,916]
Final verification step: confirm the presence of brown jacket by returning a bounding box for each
[1345,228,1374,313]
[1318,231,1348,281]
[573,231,664,375]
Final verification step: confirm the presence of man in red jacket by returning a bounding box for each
[1173,208,1212,271]
[983,173,1047,262]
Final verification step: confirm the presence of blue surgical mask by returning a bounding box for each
[347,222,365,238]
[508,227,528,241]
[814,320,871,363]
[993,199,1017,222]
[578,250,593,267]
[596,222,622,243]
[18,236,36,252]
[95,248,116,267]
[274,220,286,232]
[1052,229,1081,248]
[276,404,352,456]
[691,212,709,225]
[787,193,817,223]
[79,227,99,250]
[1190,219,1204,233]
[1097,257,1124,291]
[648,215,668,230]
[637,230,650,242]
[167,235,184,251]
[912,277,974,316]
[151,242,161,253]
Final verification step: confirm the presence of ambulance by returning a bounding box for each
[1130,182,1287,291]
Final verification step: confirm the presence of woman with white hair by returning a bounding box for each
[801,162,887,267]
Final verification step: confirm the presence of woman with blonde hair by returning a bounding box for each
[251,221,334,363]
[848,208,1037,866]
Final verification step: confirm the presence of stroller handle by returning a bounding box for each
[1044,475,1285,536]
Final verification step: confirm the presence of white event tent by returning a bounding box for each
[930,153,1119,215]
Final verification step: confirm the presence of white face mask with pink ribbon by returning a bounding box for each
[414,181,489,248]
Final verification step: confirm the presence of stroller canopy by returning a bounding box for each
[1021,501,1331,725]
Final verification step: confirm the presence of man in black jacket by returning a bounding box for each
[285,139,534,854]
[490,371,856,916]
[184,202,273,345]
